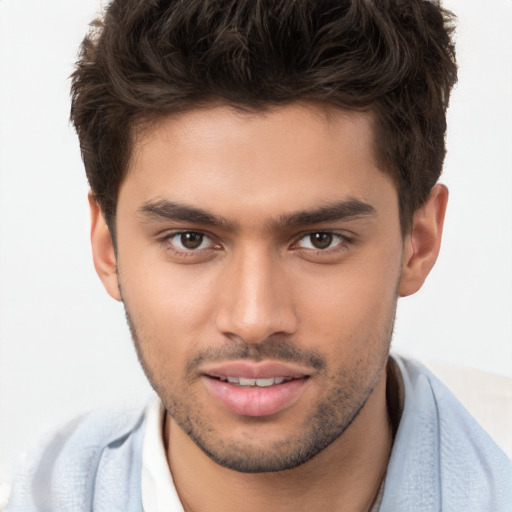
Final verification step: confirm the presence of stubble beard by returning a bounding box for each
[123,301,396,474]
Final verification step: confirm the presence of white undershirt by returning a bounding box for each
[141,397,184,512]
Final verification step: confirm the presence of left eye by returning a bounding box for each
[169,232,213,251]
[297,232,344,250]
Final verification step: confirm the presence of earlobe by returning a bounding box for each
[398,184,449,297]
[89,194,122,301]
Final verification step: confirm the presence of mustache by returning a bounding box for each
[185,337,326,375]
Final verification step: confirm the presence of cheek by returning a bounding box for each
[295,253,401,352]
[118,256,222,371]
[121,254,215,320]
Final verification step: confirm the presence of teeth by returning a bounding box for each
[219,376,293,387]
[255,378,274,387]
[239,377,256,386]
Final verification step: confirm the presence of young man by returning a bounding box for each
[6,0,511,510]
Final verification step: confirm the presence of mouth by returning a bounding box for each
[214,375,295,387]
[200,361,312,417]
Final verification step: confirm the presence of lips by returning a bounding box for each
[201,361,311,417]
[202,360,311,380]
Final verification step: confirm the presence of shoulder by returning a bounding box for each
[382,354,512,512]
[6,401,149,512]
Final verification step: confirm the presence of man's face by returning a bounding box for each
[115,103,404,472]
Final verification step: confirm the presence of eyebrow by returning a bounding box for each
[273,199,376,229]
[137,198,376,230]
[138,199,234,229]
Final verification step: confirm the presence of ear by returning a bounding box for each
[398,184,449,297]
[89,194,122,301]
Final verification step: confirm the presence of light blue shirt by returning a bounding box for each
[6,356,512,511]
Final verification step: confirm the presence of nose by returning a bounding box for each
[215,247,298,344]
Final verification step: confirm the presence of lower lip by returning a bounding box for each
[202,377,308,417]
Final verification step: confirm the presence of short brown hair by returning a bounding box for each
[71,0,457,234]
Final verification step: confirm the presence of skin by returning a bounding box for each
[90,102,448,512]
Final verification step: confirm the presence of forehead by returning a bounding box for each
[121,102,397,225]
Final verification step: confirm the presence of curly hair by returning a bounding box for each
[70,0,457,235]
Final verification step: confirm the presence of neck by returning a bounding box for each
[165,369,393,512]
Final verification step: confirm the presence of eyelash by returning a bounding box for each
[157,230,354,259]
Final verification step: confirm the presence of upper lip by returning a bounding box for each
[200,360,312,380]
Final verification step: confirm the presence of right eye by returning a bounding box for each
[166,231,216,252]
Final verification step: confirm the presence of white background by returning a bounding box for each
[0,0,511,481]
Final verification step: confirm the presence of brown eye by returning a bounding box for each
[164,231,220,259]
[180,232,204,249]
[310,232,333,249]
[296,232,346,251]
